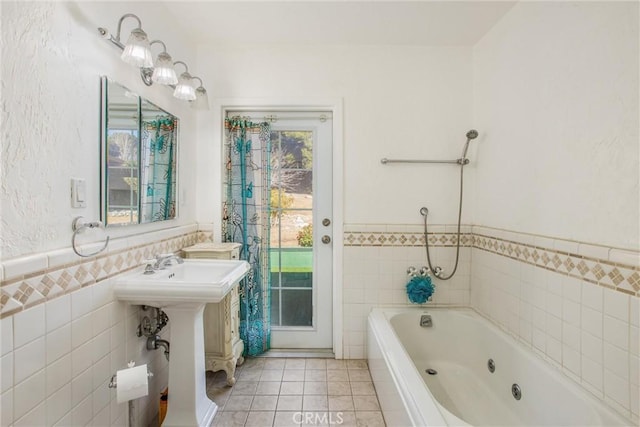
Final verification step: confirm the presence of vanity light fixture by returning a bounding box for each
[98,13,209,109]
[191,76,209,110]
[173,61,196,101]
[113,14,153,68]
[148,41,178,85]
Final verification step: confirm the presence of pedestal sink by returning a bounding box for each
[114,259,249,427]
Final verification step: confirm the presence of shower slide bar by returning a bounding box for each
[380,157,468,165]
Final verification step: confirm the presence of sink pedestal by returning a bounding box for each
[161,303,217,427]
[113,259,250,426]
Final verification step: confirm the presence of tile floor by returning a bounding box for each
[207,358,386,427]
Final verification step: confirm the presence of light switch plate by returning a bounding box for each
[71,178,86,208]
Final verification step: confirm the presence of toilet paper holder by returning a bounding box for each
[108,361,154,389]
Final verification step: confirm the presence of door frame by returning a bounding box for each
[210,98,344,358]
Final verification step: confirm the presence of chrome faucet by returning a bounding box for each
[153,253,184,270]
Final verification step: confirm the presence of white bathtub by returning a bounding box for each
[367,307,633,427]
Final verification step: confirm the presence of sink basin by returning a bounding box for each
[114,258,249,427]
[114,259,250,307]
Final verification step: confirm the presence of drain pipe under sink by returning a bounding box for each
[148,335,170,361]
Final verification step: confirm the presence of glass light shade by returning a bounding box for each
[151,52,178,85]
[121,28,153,68]
[191,86,209,110]
[173,72,196,101]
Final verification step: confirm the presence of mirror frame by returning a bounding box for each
[99,76,179,227]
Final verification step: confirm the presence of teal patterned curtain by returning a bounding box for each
[222,117,271,356]
[140,117,177,222]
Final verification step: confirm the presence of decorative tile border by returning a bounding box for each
[343,224,639,298]
[344,231,473,247]
[0,229,214,318]
[473,233,639,297]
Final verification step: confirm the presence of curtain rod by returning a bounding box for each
[227,114,332,123]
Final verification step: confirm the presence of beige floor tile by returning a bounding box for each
[328,381,351,396]
[242,358,266,369]
[355,411,385,427]
[347,369,371,382]
[283,369,306,381]
[331,411,356,427]
[251,395,279,411]
[212,411,248,427]
[328,395,354,411]
[260,369,284,381]
[224,395,254,411]
[231,381,258,395]
[245,411,275,427]
[277,395,303,411]
[303,381,327,395]
[285,359,306,370]
[208,357,383,426]
[304,370,327,382]
[208,370,229,387]
[264,359,287,370]
[208,386,233,407]
[303,395,328,411]
[353,395,380,411]
[305,359,327,370]
[346,360,368,370]
[350,381,375,396]
[327,370,348,382]
[326,360,347,370]
[298,412,329,427]
[238,370,263,381]
[256,381,281,395]
[280,381,304,395]
[273,411,301,427]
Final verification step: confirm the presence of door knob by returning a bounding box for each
[321,235,331,244]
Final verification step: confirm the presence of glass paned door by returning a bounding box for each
[270,130,314,327]
[267,113,333,349]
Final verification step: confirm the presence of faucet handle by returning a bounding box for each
[143,260,156,275]
[158,253,175,258]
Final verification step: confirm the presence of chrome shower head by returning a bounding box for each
[460,129,479,161]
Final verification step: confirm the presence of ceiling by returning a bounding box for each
[164,1,517,46]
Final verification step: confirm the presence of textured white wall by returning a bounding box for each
[471,1,639,249]
[195,45,473,228]
[0,1,199,260]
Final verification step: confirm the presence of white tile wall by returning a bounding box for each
[342,243,471,358]
[45,295,70,333]
[0,225,205,426]
[1,316,13,356]
[471,244,638,423]
[13,304,45,348]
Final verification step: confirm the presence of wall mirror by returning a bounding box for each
[100,77,178,226]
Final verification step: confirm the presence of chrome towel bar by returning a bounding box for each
[380,158,469,165]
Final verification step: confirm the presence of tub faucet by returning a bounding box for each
[420,314,433,327]
[154,253,184,270]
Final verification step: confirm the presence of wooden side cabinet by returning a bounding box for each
[182,243,244,385]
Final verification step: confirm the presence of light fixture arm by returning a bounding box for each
[115,13,143,42]
[173,61,190,74]
[191,76,204,89]
[150,40,168,53]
